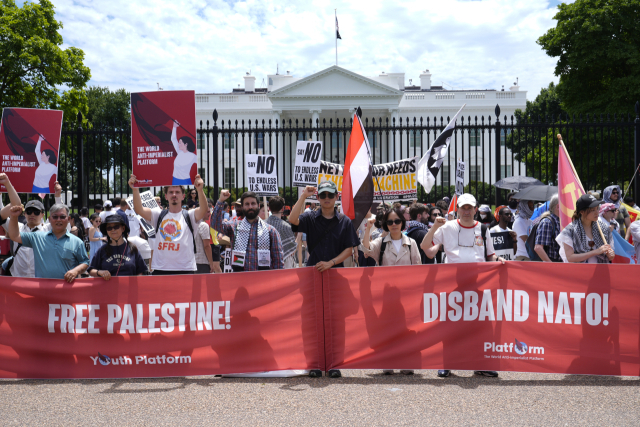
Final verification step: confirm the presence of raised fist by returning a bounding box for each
[128,174,137,189]
[219,189,231,202]
[433,217,447,229]
[194,174,204,190]
[302,186,316,198]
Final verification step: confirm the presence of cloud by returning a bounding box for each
[51,0,573,99]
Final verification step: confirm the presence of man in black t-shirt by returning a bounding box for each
[290,181,360,379]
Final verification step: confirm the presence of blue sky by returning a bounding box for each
[46,0,576,99]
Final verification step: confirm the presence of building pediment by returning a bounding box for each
[268,66,403,100]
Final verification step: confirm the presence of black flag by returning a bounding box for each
[336,16,341,39]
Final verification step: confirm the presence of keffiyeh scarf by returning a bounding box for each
[234,218,270,266]
[561,219,612,263]
[517,200,534,220]
[266,215,296,259]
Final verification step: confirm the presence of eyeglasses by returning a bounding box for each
[25,208,41,215]
[386,219,403,226]
[318,192,336,199]
[51,215,67,220]
[105,225,122,231]
[458,228,476,248]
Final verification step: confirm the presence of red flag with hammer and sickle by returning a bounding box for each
[558,144,585,229]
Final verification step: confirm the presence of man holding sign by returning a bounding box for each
[128,174,207,275]
[212,190,283,271]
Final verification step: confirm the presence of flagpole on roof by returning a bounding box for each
[335,9,338,66]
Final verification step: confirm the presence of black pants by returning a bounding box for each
[152,270,195,276]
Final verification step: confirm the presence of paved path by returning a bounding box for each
[1,370,639,426]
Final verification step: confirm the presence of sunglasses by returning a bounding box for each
[25,208,41,215]
[386,219,403,226]
[318,192,336,199]
[51,215,67,220]
[431,212,443,217]
[502,213,513,217]
[611,191,619,195]
[105,225,123,231]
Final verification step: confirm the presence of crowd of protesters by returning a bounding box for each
[0,171,638,378]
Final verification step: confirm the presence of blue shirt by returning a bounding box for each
[20,230,90,279]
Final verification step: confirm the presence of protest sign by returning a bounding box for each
[0,269,324,379]
[490,231,515,260]
[126,191,159,210]
[293,141,323,187]
[455,160,465,196]
[0,108,63,194]
[313,157,418,203]
[246,154,278,196]
[223,248,233,273]
[131,90,196,187]
[325,262,640,376]
[126,191,159,238]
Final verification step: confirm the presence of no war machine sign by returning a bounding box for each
[246,154,278,196]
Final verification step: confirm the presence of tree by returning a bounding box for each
[538,0,640,114]
[85,86,131,129]
[0,0,91,118]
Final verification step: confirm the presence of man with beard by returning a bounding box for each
[128,174,208,275]
[212,190,284,271]
[406,202,432,264]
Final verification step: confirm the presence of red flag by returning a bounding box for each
[558,143,585,229]
[342,113,373,230]
[447,194,457,215]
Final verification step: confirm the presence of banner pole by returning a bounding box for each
[621,163,640,201]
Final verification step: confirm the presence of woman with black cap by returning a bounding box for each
[88,214,148,280]
[556,194,615,263]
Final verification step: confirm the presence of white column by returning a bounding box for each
[309,109,322,141]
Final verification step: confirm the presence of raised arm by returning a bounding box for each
[171,120,180,152]
[421,217,446,258]
[0,173,22,208]
[211,189,233,236]
[7,205,23,244]
[193,174,208,222]
[128,174,152,222]
[35,136,43,165]
[290,186,315,226]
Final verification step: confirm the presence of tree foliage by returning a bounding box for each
[538,0,640,114]
[0,0,91,119]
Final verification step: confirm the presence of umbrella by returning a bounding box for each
[494,176,545,191]
[513,185,558,201]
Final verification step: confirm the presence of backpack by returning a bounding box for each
[156,209,196,253]
[525,222,543,262]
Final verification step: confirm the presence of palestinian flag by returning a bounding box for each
[447,194,458,216]
[342,112,373,230]
[416,104,465,193]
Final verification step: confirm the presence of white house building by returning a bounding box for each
[194,65,527,194]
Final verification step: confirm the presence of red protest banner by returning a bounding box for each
[323,262,640,376]
[0,268,324,379]
[0,108,63,194]
[131,90,196,187]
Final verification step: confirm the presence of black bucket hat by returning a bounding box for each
[100,214,129,236]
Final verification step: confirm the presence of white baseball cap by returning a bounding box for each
[104,200,113,207]
[457,193,477,208]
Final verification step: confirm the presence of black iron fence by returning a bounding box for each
[43,103,640,212]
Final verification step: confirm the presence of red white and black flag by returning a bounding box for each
[416,104,465,193]
[342,112,373,230]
